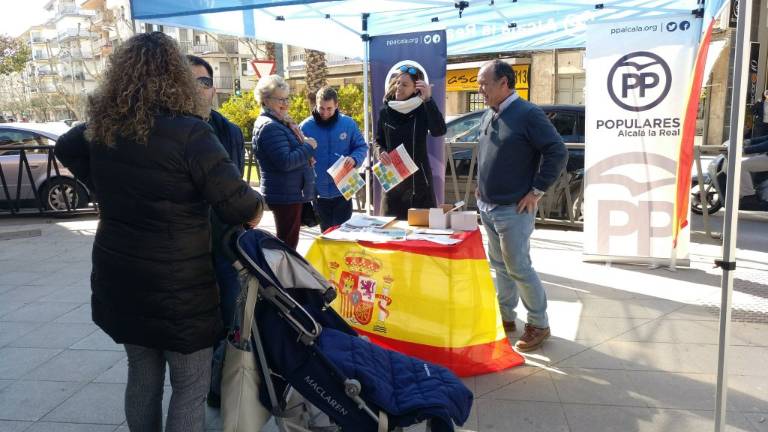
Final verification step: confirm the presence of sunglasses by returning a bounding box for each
[196,76,213,89]
[268,96,290,104]
[398,65,418,76]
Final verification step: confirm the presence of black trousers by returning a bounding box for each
[316,195,353,232]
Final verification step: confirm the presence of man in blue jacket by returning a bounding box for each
[301,86,368,231]
[476,60,567,352]
[187,55,249,408]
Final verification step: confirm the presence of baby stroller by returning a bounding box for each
[223,228,473,432]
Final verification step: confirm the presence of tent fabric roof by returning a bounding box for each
[131,0,726,57]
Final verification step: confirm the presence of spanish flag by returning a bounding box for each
[672,20,715,247]
[305,229,523,377]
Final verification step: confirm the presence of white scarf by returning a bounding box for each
[387,96,423,114]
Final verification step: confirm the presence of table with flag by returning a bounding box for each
[305,228,523,377]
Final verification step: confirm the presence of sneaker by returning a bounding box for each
[207,390,221,409]
[514,324,550,352]
[502,321,517,333]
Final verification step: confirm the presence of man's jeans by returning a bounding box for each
[480,205,549,328]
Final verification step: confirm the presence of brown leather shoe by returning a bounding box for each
[502,321,516,333]
[515,324,550,352]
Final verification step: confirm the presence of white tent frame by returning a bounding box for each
[128,2,749,430]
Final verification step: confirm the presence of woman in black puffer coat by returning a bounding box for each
[375,65,446,219]
[55,32,262,432]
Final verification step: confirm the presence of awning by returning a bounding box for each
[131,0,728,58]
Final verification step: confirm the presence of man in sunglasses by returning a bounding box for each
[187,55,247,408]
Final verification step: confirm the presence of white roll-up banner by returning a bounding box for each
[584,15,699,262]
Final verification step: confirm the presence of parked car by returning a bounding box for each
[0,122,93,211]
[444,104,585,219]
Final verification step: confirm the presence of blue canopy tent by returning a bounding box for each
[131,3,748,431]
[131,0,725,57]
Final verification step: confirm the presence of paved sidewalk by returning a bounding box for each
[1,211,767,431]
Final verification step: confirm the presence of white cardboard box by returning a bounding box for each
[450,211,478,231]
[428,208,450,229]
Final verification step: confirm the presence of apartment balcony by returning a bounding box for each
[59,49,94,60]
[31,37,48,44]
[178,39,239,55]
[32,53,51,61]
[61,72,86,81]
[55,6,96,19]
[58,29,97,41]
[287,53,360,71]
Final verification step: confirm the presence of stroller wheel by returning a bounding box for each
[344,379,362,398]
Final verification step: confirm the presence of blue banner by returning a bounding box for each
[369,30,447,212]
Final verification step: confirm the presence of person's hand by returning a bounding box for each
[517,191,541,214]
[379,151,392,165]
[414,80,432,101]
[309,156,317,167]
[304,136,318,149]
[343,157,356,169]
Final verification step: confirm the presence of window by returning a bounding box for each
[467,92,486,112]
[556,74,585,105]
[0,129,54,155]
[446,112,483,143]
[546,112,578,142]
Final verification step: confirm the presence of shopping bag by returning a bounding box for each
[222,275,271,431]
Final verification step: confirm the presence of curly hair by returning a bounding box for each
[86,32,208,147]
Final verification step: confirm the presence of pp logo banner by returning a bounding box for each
[607,51,671,112]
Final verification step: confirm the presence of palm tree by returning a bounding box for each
[304,48,327,105]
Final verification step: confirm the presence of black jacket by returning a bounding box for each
[55,116,262,353]
[375,98,446,219]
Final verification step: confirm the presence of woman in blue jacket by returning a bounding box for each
[301,86,368,231]
[253,75,317,249]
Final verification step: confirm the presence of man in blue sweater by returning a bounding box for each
[301,86,368,231]
[476,60,568,352]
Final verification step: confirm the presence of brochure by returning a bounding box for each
[322,226,407,242]
[342,214,396,229]
[326,156,365,201]
[372,144,419,192]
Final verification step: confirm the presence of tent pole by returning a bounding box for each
[714,0,751,430]
[362,14,372,216]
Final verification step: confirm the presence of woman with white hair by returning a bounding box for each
[252,75,317,249]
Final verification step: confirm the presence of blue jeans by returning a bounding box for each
[317,195,353,232]
[480,205,549,328]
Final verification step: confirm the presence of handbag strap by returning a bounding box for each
[241,270,259,345]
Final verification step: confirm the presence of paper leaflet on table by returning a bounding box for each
[372,144,419,192]
[326,155,365,201]
[322,226,407,242]
[342,214,395,229]
[405,234,461,245]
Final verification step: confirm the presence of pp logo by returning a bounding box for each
[339,132,348,140]
[423,33,441,44]
[607,51,671,112]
